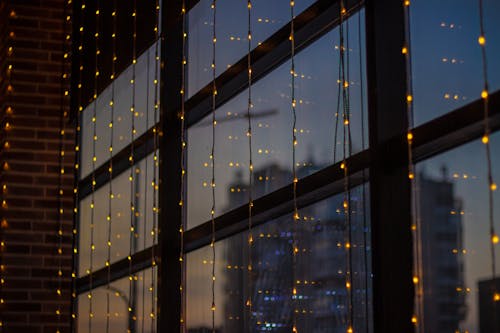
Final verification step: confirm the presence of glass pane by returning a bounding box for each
[187,10,367,228]
[79,153,158,276]
[77,267,157,333]
[187,0,315,96]
[186,185,372,332]
[81,42,160,178]
[415,131,500,332]
[411,0,500,126]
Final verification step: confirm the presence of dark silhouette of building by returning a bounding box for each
[418,168,466,333]
[478,277,500,333]
[222,161,370,332]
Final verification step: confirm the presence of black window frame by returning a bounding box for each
[71,0,500,332]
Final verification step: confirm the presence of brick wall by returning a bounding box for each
[0,1,74,332]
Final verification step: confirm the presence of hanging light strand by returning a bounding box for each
[105,1,118,332]
[245,0,255,326]
[56,0,71,331]
[290,1,299,332]
[151,0,160,330]
[71,0,86,325]
[128,1,138,331]
[402,1,424,330]
[179,0,187,331]
[88,0,101,329]
[477,0,498,291]
[338,3,354,332]
[210,1,218,331]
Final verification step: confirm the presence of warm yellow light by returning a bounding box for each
[478,35,486,46]
[481,90,488,99]
[492,234,499,244]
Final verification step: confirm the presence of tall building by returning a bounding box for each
[418,169,466,333]
[223,161,370,333]
[0,1,74,332]
[478,277,500,333]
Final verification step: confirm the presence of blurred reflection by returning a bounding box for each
[81,42,159,178]
[77,267,157,333]
[187,0,315,96]
[187,185,371,333]
[79,153,158,276]
[411,0,500,126]
[416,132,500,332]
[187,11,367,228]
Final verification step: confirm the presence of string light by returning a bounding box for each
[476,0,498,301]
[151,0,160,330]
[129,1,138,331]
[338,2,354,332]
[0,3,16,326]
[290,1,300,332]
[210,1,218,330]
[245,0,255,329]
[71,0,86,326]
[105,1,117,332]
[89,0,101,329]
[179,0,187,330]
[402,0,424,331]
[55,1,71,332]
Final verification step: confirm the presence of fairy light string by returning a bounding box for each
[245,0,255,328]
[88,0,101,329]
[290,1,299,332]
[401,0,425,330]
[338,2,354,332]
[0,3,17,328]
[71,0,86,326]
[105,1,118,332]
[179,0,187,331]
[151,0,160,330]
[56,1,71,331]
[477,0,498,302]
[129,0,138,330]
[210,1,218,331]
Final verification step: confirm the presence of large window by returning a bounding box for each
[72,0,500,332]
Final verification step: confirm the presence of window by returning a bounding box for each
[72,0,500,332]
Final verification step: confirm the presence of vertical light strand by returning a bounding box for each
[210,1,218,331]
[289,1,299,332]
[338,2,354,332]
[0,4,17,328]
[129,1,138,331]
[105,1,118,332]
[151,0,160,331]
[357,10,370,332]
[179,0,187,331]
[477,0,498,302]
[71,0,86,326]
[245,0,254,329]
[141,40,152,333]
[402,1,423,330]
[88,0,101,329]
[56,1,71,331]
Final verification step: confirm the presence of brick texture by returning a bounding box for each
[0,1,74,332]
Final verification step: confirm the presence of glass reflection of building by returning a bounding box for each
[418,168,466,333]
[223,161,369,333]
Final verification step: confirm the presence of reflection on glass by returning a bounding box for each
[77,267,157,333]
[187,0,315,96]
[187,11,367,228]
[79,153,158,276]
[415,131,500,332]
[81,42,159,178]
[186,185,371,332]
[411,0,500,126]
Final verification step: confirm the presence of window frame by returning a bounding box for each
[71,0,500,332]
